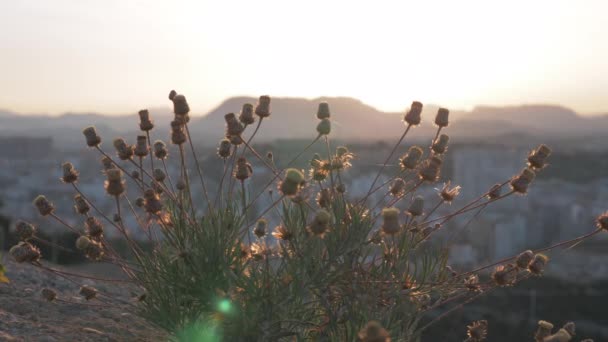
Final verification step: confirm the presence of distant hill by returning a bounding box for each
[0,99,606,149]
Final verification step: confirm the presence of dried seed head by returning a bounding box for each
[336,183,346,193]
[535,320,554,341]
[465,274,481,292]
[131,170,140,180]
[85,216,104,238]
[407,196,425,217]
[84,240,104,260]
[466,320,488,342]
[101,156,115,171]
[176,178,186,191]
[41,288,57,302]
[153,140,168,159]
[61,162,79,183]
[255,95,271,118]
[358,321,391,342]
[317,102,331,119]
[510,168,535,194]
[316,118,331,135]
[215,138,232,159]
[404,101,423,126]
[543,329,573,342]
[75,235,92,250]
[528,254,548,275]
[170,120,187,145]
[234,157,253,181]
[491,264,516,286]
[595,211,608,231]
[33,195,54,216]
[170,92,190,115]
[15,220,36,241]
[152,168,166,182]
[315,189,332,210]
[419,156,442,182]
[138,109,154,131]
[435,108,449,128]
[254,218,267,238]
[135,197,145,207]
[515,250,534,269]
[487,183,502,200]
[308,209,331,236]
[381,207,401,235]
[9,242,41,263]
[431,134,450,155]
[390,178,407,197]
[225,113,245,136]
[272,225,293,241]
[73,194,90,215]
[104,169,125,196]
[82,126,101,147]
[144,189,163,214]
[134,135,149,157]
[279,169,305,196]
[400,146,424,170]
[79,285,98,300]
[562,322,575,337]
[527,144,552,170]
[439,181,461,202]
[239,103,255,125]
[113,138,134,160]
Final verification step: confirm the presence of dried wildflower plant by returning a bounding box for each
[10,92,606,341]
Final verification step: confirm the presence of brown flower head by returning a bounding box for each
[15,220,36,241]
[104,169,125,196]
[435,107,449,127]
[279,168,306,197]
[357,321,391,342]
[225,113,245,136]
[153,140,168,159]
[61,162,79,183]
[487,183,502,200]
[272,225,293,241]
[170,120,187,145]
[400,146,424,170]
[464,274,481,292]
[134,135,149,157]
[239,103,255,125]
[85,216,104,238]
[535,320,554,341]
[595,211,608,231]
[169,91,190,116]
[407,196,425,217]
[317,102,331,119]
[510,168,535,194]
[41,288,57,302]
[431,134,450,155]
[439,181,461,202]
[82,126,101,147]
[491,264,516,286]
[144,189,163,215]
[217,138,232,159]
[389,178,407,197]
[79,285,98,300]
[152,168,166,182]
[466,320,488,342]
[404,101,423,126]
[528,254,548,275]
[515,250,534,269]
[113,138,134,160]
[253,218,267,238]
[419,156,442,182]
[9,242,41,263]
[33,195,54,216]
[73,194,90,215]
[138,109,154,131]
[101,156,115,171]
[308,209,331,237]
[316,118,331,135]
[527,144,552,170]
[255,95,271,118]
[234,157,253,181]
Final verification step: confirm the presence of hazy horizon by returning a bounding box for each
[1,1,607,115]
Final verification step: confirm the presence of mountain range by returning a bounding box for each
[1,97,607,148]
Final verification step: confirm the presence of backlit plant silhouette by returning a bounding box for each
[9,91,608,341]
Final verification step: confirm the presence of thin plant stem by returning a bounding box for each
[185,124,212,210]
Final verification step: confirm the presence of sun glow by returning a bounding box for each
[1,0,607,114]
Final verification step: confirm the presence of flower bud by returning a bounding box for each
[171,92,190,116]
[61,162,79,183]
[170,120,187,145]
[434,108,449,127]
[239,103,255,125]
[381,207,401,235]
[153,168,166,182]
[82,126,101,147]
[336,183,346,193]
[153,140,168,159]
[138,109,154,131]
[407,196,424,217]
[144,189,163,214]
[316,118,331,135]
[279,169,305,196]
[254,218,267,238]
[431,134,449,154]
[113,138,134,160]
[225,113,244,136]
[308,209,331,236]
[101,156,115,171]
[515,250,534,269]
[527,144,552,169]
[510,168,535,194]
[85,216,104,238]
[134,135,149,157]
[487,183,502,200]
[400,146,424,170]
[217,138,232,159]
[73,194,90,215]
[535,320,554,341]
[33,195,54,216]
[419,156,442,182]
[131,170,140,180]
[596,211,608,231]
[317,102,331,119]
[176,178,186,191]
[9,242,41,263]
[255,95,271,118]
[15,220,36,241]
[234,157,253,181]
[357,321,390,342]
[404,101,423,126]
[491,264,516,286]
[79,285,98,300]
[390,178,406,197]
[104,169,125,196]
[41,288,57,302]
[528,254,548,275]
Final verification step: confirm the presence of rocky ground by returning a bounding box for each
[0,257,166,341]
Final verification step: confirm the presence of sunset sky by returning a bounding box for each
[1,0,606,116]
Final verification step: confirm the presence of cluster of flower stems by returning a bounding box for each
[8,90,608,341]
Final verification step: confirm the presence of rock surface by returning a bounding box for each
[0,258,165,341]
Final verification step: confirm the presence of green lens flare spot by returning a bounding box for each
[218,299,232,314]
